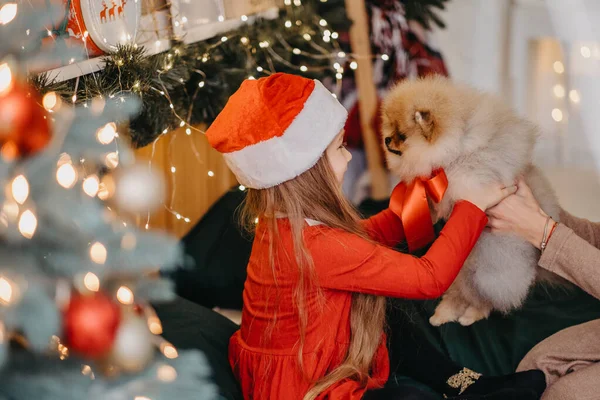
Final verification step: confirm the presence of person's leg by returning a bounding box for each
[518,319,600,387]
[386,302,546,398]
[540,362,600,400]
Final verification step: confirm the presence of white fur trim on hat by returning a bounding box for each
[223,80,347,189]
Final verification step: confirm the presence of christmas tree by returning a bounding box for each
[0,3,216,399]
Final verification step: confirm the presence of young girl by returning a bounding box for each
[206,73,545,400]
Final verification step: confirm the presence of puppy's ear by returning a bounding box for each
[415,110,435,141]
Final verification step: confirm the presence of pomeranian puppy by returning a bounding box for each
[382,76,561,326]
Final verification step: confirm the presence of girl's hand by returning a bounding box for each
[463,183,517,212]
[487,178,550,248]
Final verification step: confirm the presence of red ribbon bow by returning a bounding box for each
[389,169,448,252]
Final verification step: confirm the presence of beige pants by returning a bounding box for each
[517,319,600,400]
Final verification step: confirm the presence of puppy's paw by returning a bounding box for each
[458,305,490,326]
[429,312,456,326]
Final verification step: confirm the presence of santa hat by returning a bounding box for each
[205,73,348,189]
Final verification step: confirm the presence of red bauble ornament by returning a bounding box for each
[0,80,51,160]
[63,292,121,358]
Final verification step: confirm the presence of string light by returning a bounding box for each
[553,61,564,74]
[170,166,176,173]
[105,152,119,169]
[303,33,311,41]
[18,210,37,239]
[83,175,100,197]
[121,232,136,250]
[285,20,292,28]
[240,37,249,45]
[11,175,29,205]
[185,128,191,135]
[0,63,12,95]
[581,46,591,58]
[284,0,291,4]
[319,19,327,26]
[116,286,134,305]
[569,90,580,103]
[552,108,563,122]
[239,185,246,191]
[134,397,151,400]
[157,364,177,382]
[293,48,301,55]
[90,241,107,265]
[350,61,358,70]
[293,0,301,5]
[259,41,269,48]
[56,163,77,189]
[179,121,185,127]
[198,81,205,88]
[300,65,307,72]
[221,36,228,42]
[381,54,389,61]
[83,272,100,292]
[148,316,163,334]
[331,32,338,39]
[161,342,178,359]
[42,92,59,111]
[81,365,95,379]
[0,3,17,25]
[553,84,565,98]
[218,15,224,22]
[0,276,14,304]
[337,51,346,58]
[241,15,248,22]
[207,171,214,177]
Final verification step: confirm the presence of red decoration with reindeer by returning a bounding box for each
[55,0,141,57]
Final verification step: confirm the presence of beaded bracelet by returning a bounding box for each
[540,216,551,252]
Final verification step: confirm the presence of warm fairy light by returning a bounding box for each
[121,232,136,250]
[254,217,259,224]
[248,76,256,80]
[303,33,311,41]
[179,121,185,127]
[293,0,301,5]
[161,342,178,359]
[105,152,119,169]
[553,84,565,98]
[241,15,248,21]
[96,122,117,145]
[336,73,343,80]
[581,46,591,58]
[71,94,77,103]
[285,20,292,28]
[300,65,307,72]
[323,36,330,43]
[381,54,389,61]
[240,37,249,44]
[319,19,327,26]
[259,41,269,48]
[81,364,94,379]
[324,29,331,37]
[0,63,12,95]
[333,62,341,70]
[83,175,100,197]
[0,277,14,304]
[97,182,111,201]
[239,185,246,191]
[116,286,134,305]
[11,175,29,204]
[553,61,564,74]
[170,166,176,173]
[221,36,228,42]
[208,170,214,177]
[56,163,77,189]
[284,0,291,4]
[185,128,191,135]
[90,241,107,264]
[18,210,37,239]
[350,61,358,70]
[293,48,301,55]
[42,92,59,111]
[0,3,17,25]
[2,199,19,221]
[338,51,346,58]
[198,81,205,88]
[83,272,100,292]
[569,89,581,103]
[218,15,224,22]
[256,66,263,72]
[552,108,563,122]
[157,364,177,382]
[148,316,162,334]
[135,397,151,400]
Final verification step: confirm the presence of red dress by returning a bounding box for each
[229,201,487,399]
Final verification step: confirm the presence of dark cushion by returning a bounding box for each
[170,188,251,310]
[152,297,242,400]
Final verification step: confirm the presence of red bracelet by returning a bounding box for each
[547,221,558,243]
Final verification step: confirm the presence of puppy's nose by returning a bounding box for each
[385,137,392,146]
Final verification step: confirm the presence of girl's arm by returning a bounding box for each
[558,209,600,248]
[310,201,486,299]
[361,209,405,248]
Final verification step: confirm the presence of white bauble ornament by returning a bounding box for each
[114,165,164,213]
[110,314,154,372]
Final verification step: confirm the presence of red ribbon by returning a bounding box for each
[389,169,448,252]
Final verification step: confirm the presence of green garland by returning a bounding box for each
[32,0,448,149]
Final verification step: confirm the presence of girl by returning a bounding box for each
[206,73,545,400]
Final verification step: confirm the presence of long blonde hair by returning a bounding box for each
[241,156,387,400]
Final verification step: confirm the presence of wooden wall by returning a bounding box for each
[133,126,237,238]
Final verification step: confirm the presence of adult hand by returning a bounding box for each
[487,178,551,249]
[463,183,517,212]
